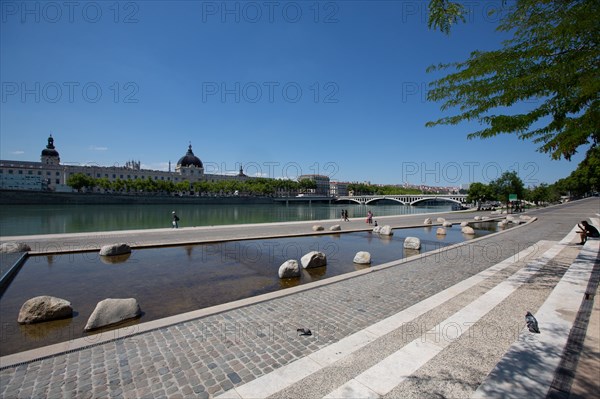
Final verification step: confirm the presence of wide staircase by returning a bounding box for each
[216,220,600,399]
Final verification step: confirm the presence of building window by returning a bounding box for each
[96,173,101,178]
[113,174,116,178]
[8,170,13,174]
[47,172,51,176]
[18,170,23,174]
[56,179,60,184]
[120,175,123,178]
[57,172,60,176]
[38,171,41,175]
[105,174,108,178]
[28,170,32,175]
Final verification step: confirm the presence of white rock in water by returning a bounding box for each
[442,221,452,227]
[18,296,73,324]
[329,224,341,231]
[312,225,324,231]
[84,298,141,331]
[462,226,476,235]
[460,221,469,227]
[379,225,393,236]
[278,260,300,278]
[436,217,446,223]
[436,228,447,235]
[300,251,327,269]
[474,216,481,221]
[423,218,432,225]
[404,237,421,250]
[353,251,371,264]
[0,242,31,253]
[99,243,132,256]
[373,226,381,233]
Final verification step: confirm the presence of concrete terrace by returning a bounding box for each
[0,198,599,398]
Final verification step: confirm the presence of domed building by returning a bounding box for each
[175,143,204,177]
[41,135,60,165]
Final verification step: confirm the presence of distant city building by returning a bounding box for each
[0,135,253,191]
[298,174,331,196]
[330,181,349,197]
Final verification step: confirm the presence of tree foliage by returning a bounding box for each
[426,0,599,161]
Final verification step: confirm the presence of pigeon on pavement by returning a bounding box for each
[526,311,540,333]
[297,328,312,336]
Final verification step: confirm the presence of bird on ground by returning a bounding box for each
[526,311,540,333]
[297,328,312,336]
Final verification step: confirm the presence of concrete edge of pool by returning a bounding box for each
[0,216,536,368]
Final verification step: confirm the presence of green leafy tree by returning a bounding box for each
[526,183,560,205]
[426,0,599,161]
[489,171,525,205]
[466,182,493,204]
[66,173,95,192]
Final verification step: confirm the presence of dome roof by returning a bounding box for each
[41,135,59,157]
[177,144,203,168]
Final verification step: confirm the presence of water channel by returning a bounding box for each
[0,222,504,356]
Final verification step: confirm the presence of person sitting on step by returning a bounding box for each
[576,220,599,245]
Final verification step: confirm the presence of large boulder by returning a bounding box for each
[300,251,327,269]
[372,226,381,233]
[18,296,73,324]
[442,221,453,227]
[423,218,432,225]
[0,242,31,253]
[312,225,324,231]
[474,216,482,221]
[353,251,371,265]
[436,217,446,223]
[403,237,421,250]
[462,226,476,235]
[84,298,141,331]
[378,225,393,236]
[329,225,341,231]
[460,221,469,227]
[278,260,300,278]
[99,243,131,257]
[436,228,447,235]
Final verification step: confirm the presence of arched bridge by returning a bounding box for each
[336,194,467,206]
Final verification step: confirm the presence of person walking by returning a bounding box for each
[172,211,180,228]
[366,210,373,225]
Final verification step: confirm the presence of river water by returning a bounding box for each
[0,202,454,236]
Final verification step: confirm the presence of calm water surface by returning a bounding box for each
[0,223,504,355]
[0,203,454,236]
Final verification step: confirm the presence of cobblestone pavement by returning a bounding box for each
[0,198,598,398]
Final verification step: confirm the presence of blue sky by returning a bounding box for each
[0,0,584,187]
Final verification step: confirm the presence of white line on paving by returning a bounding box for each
[215,241,546,399]
[324,235,571,398]
[473,239,600,398]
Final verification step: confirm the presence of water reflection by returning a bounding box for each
[1,203,454,236]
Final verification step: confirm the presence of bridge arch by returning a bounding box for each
[364,198,406,205]
[410,197,463,206]
[335,198,363,205]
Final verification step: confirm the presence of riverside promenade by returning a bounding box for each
[0,198,599,398]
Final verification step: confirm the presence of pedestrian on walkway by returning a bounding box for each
[366,210,373,225]
[344,209,350,222]
[172,211,180,228]
[577,220,599,244]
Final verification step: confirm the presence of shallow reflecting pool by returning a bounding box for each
[0,223,501,355]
